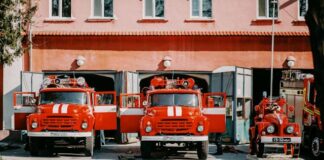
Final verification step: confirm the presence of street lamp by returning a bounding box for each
[163,56,172,68]
[76,56,86,67]
[269,0,278,101]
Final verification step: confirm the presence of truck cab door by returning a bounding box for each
[93,91,117,130]
[202,92,226,133]
[13,92,37,130]
[119,93,144,133]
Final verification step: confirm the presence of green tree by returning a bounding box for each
[0,0,36,65]
[305,0,324,129]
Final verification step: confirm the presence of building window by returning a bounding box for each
[51,0,71,18]
[191,0,212,18]
[144,0,164,18]
[93,0,113,18]
[299,0,308,19]
[258,0,278,19]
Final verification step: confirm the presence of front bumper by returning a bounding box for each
[28,131,92,137]
[142,135,208,142]
[261,136,301,144]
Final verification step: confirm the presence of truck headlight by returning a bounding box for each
[266,125,275,134]
[31,122,38,129]
[197,125,204,132]
[81,122,88,129]
[286,126,294,134]
[145,126,152,133]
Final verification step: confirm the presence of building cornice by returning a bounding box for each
[32,31,309,37]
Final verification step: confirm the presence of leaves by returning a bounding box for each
[0,0,36,65]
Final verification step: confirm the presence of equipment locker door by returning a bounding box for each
[13,92,37,130]
[93,91,117,130]
[119,93,144,133]
[202,92,227,133]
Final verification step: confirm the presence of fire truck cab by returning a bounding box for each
[119,77,226,159]
[13,75,117,156]
[249,95,301,158]
[302,77,324,159]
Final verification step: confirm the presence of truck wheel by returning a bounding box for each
[29,138,39,156]
[85,136,94,157]
[197,141,209,160]
[310,136,321,159]
[140,141,154,159]
[256,141,264,158]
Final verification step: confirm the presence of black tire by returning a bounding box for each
[197,141,209,160]
[256,141,264,158]
[140,141,154,159]
[85,136,94,157]
[29,138,39,156]
[310,135,321,159]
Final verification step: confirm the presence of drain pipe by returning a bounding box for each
[28,24,32,72]
[28,1,33,72]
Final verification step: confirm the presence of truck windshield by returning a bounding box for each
[39,92,87,105]
[150,94,199,107]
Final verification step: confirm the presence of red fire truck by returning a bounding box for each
[119,77,226,159]
[249,96,301,158]
[13,75,117,156]
[302,77,324,158]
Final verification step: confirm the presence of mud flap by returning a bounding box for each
[94,91,117,130]
[203,92,226,133]
[13,92,37,130]
[119,94,144,133]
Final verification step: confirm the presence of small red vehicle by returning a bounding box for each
[249,95,301,158]
[13,75,117,156]
[119,77,226,159]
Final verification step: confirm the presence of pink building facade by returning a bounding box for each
[2,0,312,143]
[27,0,311,72]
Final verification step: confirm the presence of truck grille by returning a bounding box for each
[41,116,77,130]
[156,118,193,134]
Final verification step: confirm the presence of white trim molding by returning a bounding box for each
[142,135,208,141]
[28,131,93,137]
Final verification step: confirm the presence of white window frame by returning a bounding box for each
[257,0,279,19]
[190,0,212,19]
[49,0,72,18]
[91,0,114,18]
[143,0,165,19]
[298,0,308,20]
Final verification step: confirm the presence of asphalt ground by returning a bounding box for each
[0,142,309,160]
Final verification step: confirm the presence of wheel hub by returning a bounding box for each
[312,137,320,157]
